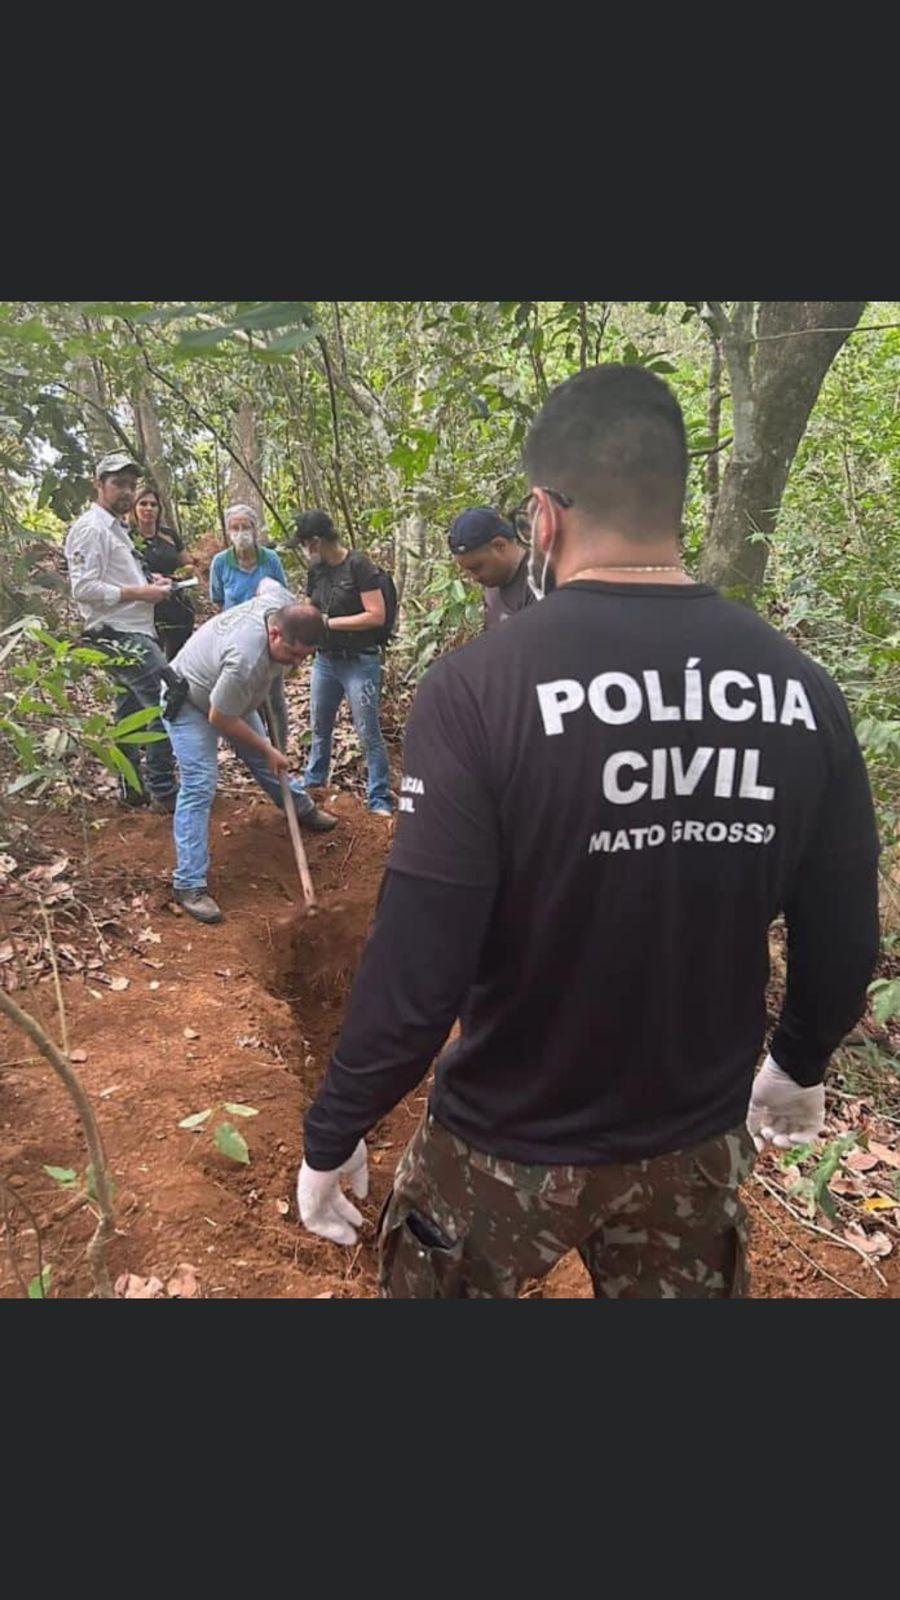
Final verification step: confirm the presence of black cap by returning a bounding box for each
[448,507,516,555]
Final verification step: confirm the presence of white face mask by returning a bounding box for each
[231,529,256,553]
[526,500,556,602]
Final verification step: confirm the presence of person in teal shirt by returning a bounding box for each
[209,504,291,747]
[210,505,289,607]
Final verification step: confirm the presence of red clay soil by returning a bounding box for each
[1,791,897,1300]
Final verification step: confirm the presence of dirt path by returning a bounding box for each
[2,792,897,1299]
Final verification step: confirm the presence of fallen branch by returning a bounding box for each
[38,902,69,1059]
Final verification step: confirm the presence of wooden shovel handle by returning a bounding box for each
[263,693,316,909]
[279,770,316,908]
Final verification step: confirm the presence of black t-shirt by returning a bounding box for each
[380,580,880,1164]
[306,551,382,653]
[139,528,184,578]
[303,580,880,1171]
[137,529,194,630]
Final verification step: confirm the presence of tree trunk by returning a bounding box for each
[133,384,178,531]
[700,301,865,597]
[227,397,265,525]
[72,354,118,462]
[705,337,722,543]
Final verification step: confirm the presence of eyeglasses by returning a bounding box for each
[508,487,574,540]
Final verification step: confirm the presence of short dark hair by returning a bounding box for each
[294,509,338,545]
[271,604,327,647]
[523,364,688,539]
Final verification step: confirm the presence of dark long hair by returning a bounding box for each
[133,484,182,549]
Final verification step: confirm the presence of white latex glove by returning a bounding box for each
[296,1140,370,1246]
[747,1054,826,1152]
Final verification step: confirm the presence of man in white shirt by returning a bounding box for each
[65,452,178,810]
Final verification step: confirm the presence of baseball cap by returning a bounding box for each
[96,451,141,479]
[448,507,516,555]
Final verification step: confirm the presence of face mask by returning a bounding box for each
[231,530,255,553]
[526,501,556,602]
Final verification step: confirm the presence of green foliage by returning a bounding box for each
[0,619,164,800]
[179,1102,257,1166]
[778,1133,858,1222]
[28,1264,52,1299]
[405,560,484,674]
[44,1166,78,1187]
[1,295,898,860]
[214,1123,250,1166]
[869,978,900,1027]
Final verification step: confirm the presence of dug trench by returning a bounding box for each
[1,789,897,1299]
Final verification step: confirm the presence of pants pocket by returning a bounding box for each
[378,1195,466,1299]
[687,1125,756,1298]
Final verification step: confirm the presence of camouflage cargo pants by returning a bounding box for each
[378,1113,756,1299]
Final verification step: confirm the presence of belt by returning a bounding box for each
[321,646,380,660]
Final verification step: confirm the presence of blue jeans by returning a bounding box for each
[93,627,177,801]
[304,651,393,813]
[163,703,314,890]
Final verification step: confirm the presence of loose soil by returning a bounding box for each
[2,790,898,1300]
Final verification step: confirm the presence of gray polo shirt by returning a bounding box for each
[170,584,295,718]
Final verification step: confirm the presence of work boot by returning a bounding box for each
[174,887,223,924]
[149,794,178,815]
[299,805,338,833]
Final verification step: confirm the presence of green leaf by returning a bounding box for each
[179,1109,213,1130]
[262,327,320,355]
[132,302,232,326]
[872,978,900,1026]
[215,1122,250,1165]
[28,1264,52,1299]
[44,1166,78,1187]
[114,732,168,746]
[778,1143,813,1168]
[176,327,235,351]
[232,301,315,331]
[72,301,153,319]
[29,627,66,653]
[6,771,43,796]
[104,745,142,793]
[222,1103,260,1118]
[111,705,164,738]
[69,647,116,667]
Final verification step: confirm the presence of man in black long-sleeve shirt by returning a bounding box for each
[297,364,881,1299]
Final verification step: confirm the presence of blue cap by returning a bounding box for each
[448,507,516,555]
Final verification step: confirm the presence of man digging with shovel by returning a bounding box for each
[162,582,337,924]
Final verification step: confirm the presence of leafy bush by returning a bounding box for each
[0,617,165,800]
